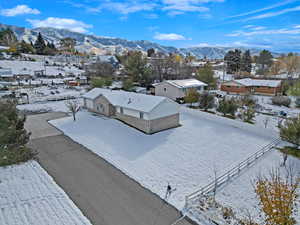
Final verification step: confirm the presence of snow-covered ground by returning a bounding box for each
[17,86,86,104]
[50,107,277,211]
[0,160,91,225]
[16,86,86,113]
[215,150,300,223]
[17,99,81,113]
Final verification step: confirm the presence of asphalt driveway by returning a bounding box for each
[26,113,194,225]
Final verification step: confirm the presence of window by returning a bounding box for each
[120,107,123,114]
[227,85,231,88]
[139,112,144,119]
[164,87,167,92]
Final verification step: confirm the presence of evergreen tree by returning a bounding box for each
[34,33,46,55]
[147,48,155,57]
[257,49,273,72]
[241,50,252,73]
[0,100,35,166]
[224,49,242,74]
[199,92,215,111]
[124,51,153,86]
[217,98,238,117]
[196,63,216,89]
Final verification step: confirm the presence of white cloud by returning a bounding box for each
[154,33,189,41]
[245,5,300,21]
[167,11,185,16]
[145,13,159,19]
[243,25,266,30]
[227,27,300,37]
[161,0,214,13]
[192,41,272,49]
[65,0,224,17]
[101,2,156,14]
[227,0,300,19]
[1,5,40,17]
[147,26,159,31]
[27,17,93,33]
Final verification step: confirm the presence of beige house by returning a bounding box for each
[154,79,207,101]
[83,88,180,134]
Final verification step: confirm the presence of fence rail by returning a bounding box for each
[185,138,281,203]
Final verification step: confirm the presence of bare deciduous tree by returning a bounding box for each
[263,117,270,129]
[66,100,80,121]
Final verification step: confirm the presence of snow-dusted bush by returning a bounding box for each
[271,96,291,107]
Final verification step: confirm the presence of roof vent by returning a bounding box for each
[128,98,132,104]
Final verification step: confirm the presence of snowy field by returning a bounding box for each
[50,107,278,210]
[17,100,76,113]
[16,86,86,113]
[0,161,91,225]
[18,86,86,104]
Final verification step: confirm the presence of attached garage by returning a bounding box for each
[83,88,180,134]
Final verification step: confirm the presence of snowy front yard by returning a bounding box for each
[0,161,91,225]
[215,150,300,223]
[50,107,277,211]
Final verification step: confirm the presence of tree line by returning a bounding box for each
[0,28,78,56]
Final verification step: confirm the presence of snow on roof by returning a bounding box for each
[235,78,282,87]
[83,88,169,113]
[166,79,207,89]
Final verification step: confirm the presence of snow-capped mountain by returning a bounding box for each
[0,23,278,59]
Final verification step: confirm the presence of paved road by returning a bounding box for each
[26,113,195,225]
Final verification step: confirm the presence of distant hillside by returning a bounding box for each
[0,23,279,59]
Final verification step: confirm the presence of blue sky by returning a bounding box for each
[1,0,300,52]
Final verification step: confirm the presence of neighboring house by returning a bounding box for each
[221,78,282,96]
[0,68,14,82]
[154,79,207,101]
[83,88,180,134]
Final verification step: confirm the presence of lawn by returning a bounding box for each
[50,107,277,210]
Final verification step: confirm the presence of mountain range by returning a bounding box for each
[0,23,279,59]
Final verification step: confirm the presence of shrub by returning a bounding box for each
[272,96,291,107]
[241,106,256,123]
[184,88,200,107]
[280,115,300,147]
[199,92,215,111]
[217,98,238,118]
[240,95,257,107]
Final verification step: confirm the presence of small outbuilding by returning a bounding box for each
[221,78,282,96]
[154,79,207,101]
[83,88,180,134]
